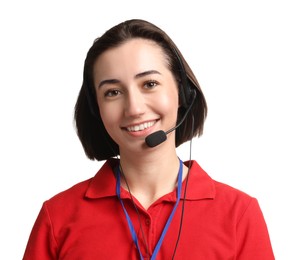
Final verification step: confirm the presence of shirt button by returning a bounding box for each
[145,218,151,225]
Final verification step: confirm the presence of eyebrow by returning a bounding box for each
[135,70,161,78]
[98,70,161,88]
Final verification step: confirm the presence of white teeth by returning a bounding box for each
[127,121,155,132]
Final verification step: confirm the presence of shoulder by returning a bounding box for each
[44,159,118,209]
[214,180,254,203]
[188,161,265,226]
[45,178,93,210]
[188,160,257,210]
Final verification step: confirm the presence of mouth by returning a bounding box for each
[125,120,157,132]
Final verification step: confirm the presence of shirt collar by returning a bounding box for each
[85,158,119,199]
[85,159,215,201]
[182,160,216,200]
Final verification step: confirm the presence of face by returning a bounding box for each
[93,39,179,153]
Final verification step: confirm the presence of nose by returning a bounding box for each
[124,89,145,117]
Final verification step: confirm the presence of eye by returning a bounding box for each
[144,80,158,89]
[104,89,121,97]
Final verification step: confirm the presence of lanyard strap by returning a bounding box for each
[116,159,183,260]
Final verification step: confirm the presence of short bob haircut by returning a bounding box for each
[74,19,207,161]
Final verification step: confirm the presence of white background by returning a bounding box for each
[1,0,296,259]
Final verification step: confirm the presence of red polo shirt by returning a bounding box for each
[23,159,274,259]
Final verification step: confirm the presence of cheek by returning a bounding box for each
[157,89,179,115]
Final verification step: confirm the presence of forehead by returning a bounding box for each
[93,39,169,78]
[104,38,166,59]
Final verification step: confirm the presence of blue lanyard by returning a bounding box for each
[116,159,183,260]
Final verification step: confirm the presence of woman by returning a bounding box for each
[23,19,274,259]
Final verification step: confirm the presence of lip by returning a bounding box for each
[121,120,158,136]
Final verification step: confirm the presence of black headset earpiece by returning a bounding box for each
[179,80,196,109]
[174,48,196,109]
[173,45,196,108]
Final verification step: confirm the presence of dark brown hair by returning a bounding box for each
[74,19,207,161]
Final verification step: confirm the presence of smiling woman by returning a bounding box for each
[94,38,179,155]
[23,19,275,260]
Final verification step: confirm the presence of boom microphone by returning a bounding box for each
[145,90,196,148]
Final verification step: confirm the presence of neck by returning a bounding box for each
[118,144,187,209]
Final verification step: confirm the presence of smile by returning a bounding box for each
[126,121,156,132]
